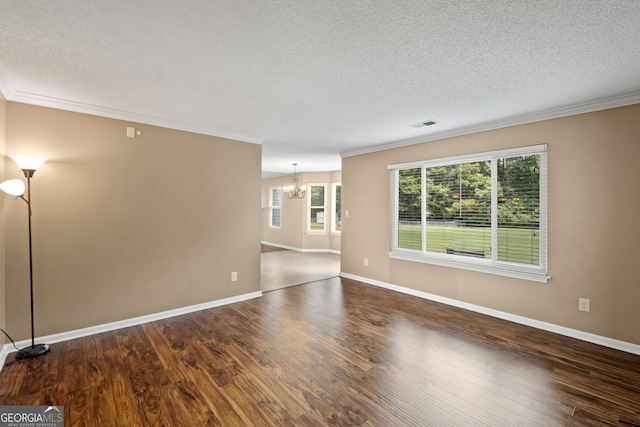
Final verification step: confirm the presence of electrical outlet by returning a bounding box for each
[364,258,369,266]
[231,271,238,282]
[578,298,590,312]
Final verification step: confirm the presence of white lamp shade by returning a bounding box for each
[0,179,26,196]
[9,155,48,171]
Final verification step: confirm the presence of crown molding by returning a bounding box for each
[0,65,14,102]
[3,66,639,154]
[341,92,640,158]
[0,78,264,145]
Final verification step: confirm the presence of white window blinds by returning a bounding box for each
[269,187,281,228]
[390,145,548,282]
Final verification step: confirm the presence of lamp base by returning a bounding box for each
[15,343,50,360]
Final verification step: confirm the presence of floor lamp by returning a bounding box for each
[0,155,50,359]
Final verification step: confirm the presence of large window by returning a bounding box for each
[269,187,281,228]
[308,184,327,232]
[390,145,548,282]
[332,183,342,233]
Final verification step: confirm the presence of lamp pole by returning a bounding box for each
[14,168,49,359]
[1,155,51,360]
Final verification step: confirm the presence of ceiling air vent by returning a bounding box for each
[409,119,438,129]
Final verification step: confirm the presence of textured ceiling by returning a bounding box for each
[1,1,640,176]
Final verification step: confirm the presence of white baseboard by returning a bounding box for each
[0,347,8,370]
[261,241,340,254]
[303,248,341,254]
[340,272,640,356]
[0,291,262,371]
[7,272,635,373]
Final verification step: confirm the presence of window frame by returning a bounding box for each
[389,144,549,283]
[331,182,342,234]
[307,183,327,233]
[268,186,282,229]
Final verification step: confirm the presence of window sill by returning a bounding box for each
[389,250,550,283]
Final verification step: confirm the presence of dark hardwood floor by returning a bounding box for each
[1,277,639,426]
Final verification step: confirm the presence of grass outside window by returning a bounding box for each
[398,224,540,265]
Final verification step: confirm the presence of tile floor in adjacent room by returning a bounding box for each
[260,246,340,292]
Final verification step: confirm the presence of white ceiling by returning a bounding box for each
[1,1,640,177]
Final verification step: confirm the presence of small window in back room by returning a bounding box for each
[269,187,281,228]
[332,183,342,233]
[308,184,327,232]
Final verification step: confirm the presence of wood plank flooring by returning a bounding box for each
[1,277,640,426]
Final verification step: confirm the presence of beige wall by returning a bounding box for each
[3,102,262,340]
[342,104,640,345]
[262,175,304,249]
[0,94,6,344]
[261,170,342,252]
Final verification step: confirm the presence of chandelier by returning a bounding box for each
[283,163,306,199]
